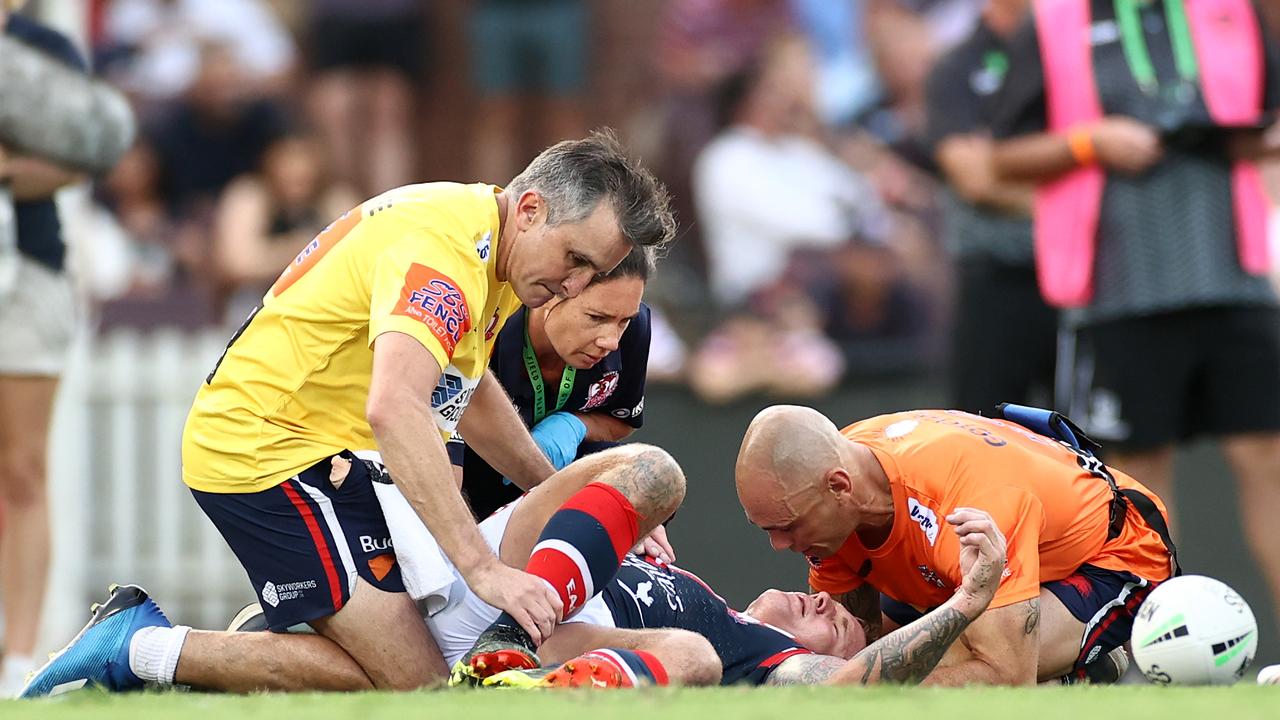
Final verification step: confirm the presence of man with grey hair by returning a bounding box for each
[22,130,676,697]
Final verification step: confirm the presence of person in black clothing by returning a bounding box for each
[990,0,1280,627]
[455,248,653,522]
[923,0,1057,415]
[0,0,89,694]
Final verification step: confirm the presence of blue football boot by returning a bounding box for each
[19,584,172,698]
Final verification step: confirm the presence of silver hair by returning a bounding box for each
[506,128,676,250]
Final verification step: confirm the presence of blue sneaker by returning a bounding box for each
[19,584,172,698]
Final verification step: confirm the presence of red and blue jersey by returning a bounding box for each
[600,555,811,685]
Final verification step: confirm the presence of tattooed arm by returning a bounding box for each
[767,654,848,685]
[827,507,1012,686]
[914,597,1040,686]
[825,584,884,644]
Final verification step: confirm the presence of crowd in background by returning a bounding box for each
[48,0,974,403]
[48,0,1280,405]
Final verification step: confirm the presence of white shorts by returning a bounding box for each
[0,257,76,376]
[425,497,615,666]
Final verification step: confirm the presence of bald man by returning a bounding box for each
[735,406,1178,686]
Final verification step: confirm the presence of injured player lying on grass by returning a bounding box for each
[20,444,1006,696]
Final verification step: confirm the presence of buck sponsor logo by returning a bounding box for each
[360,535,393,553]
[907,498,939,546]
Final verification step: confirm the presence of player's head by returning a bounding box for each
[540,246,653,369]
[501,129,675,307]
[735,405,858,558]
[744,589,866,659]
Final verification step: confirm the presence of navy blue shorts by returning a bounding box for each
[1043,564,1158,679]
[882,564,1159,679]
[191,451,404,631]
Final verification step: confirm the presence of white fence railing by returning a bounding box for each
[42,329,254,650]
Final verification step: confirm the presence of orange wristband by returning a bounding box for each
[1067,128,1096,166]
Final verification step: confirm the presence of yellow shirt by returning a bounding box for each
[182,182,521,493]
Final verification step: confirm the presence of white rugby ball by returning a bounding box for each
[1131,575,1257,686]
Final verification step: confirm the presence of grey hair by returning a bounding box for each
[506,128,677,250]
[594,246,656,285]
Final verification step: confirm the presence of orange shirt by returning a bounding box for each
[808,410,1173,610]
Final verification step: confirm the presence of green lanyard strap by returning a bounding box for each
[1114,0,1200,95]
[523,317,577,424]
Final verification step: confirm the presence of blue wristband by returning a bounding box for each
[531,411,588,471]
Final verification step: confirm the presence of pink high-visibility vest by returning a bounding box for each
[1033,0,1269,308]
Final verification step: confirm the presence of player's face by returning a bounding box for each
[745,589,867,659]
[509,193,631,308]
[542,277,644,369]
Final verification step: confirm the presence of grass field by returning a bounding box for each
[2,685,1278,720]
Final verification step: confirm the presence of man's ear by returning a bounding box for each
[515,189,544,229]
[825,467,853,499]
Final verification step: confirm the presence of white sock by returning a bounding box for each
[0,654,36,695]
[128,625,190,684]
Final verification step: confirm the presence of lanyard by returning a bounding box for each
[1114,0,1199,95]
[523,316,576,423]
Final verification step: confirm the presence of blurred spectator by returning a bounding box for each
[789,0,880,127]
[654,0,794,282]
[213,134,359,323]
[923,0,1055,414]
[147,41,290,220]
[305,0,424,195]
[468,0,589,184]
[992,0,1280,622]
[689,34,914,402]
[98,142,183,295]
[0,0,87,696]
[98,0,295,112]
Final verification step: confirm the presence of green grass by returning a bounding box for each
[3,685,1279,720]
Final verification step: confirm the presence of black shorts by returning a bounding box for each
[191,452,404,631]
[309,13,426,78]
[948,258,1058,415]
[1067,305,1280,451]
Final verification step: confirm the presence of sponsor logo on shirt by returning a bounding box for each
[431,368,480,434]
[580,371,620,411]
[476,231,491,261]
[917,565,947,588]
[907,497,939,546]
[885,419,919,439]
[393,264,472,357]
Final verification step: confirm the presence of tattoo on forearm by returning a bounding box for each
[1023,599,1040,636]
[851,607,971,684]
[766,655,847,685]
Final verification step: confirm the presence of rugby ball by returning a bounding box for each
[1131,575,1257,686]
